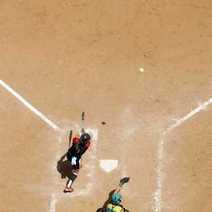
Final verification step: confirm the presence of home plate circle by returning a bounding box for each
[99,160,118,173]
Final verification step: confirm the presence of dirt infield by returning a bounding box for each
[0,1,212,212]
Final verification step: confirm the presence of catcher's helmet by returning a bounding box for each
[111,193,122,205]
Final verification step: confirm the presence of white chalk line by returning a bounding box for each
[152,138,164,212]
[49,127,98,212]
[0,80,99,210]
[165,98,212,134]
[0,80,60,131]
[120,107,142,176]
[152,97,212,212]
[49,194,57,212]
[0,80,98,212]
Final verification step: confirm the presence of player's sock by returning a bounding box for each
[67,179,73,188]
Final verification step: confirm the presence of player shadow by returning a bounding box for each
[57,153,76,180]
[96,189,116,212]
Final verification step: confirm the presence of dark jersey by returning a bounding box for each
[67,136,90,160]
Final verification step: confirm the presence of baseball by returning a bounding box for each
[139,67,144,72]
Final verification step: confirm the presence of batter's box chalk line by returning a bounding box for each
[152,97,212,212]
[49,128,98,212]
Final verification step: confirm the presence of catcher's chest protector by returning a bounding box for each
[106,204,122,212]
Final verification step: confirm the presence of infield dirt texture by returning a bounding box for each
[0,1,212,212]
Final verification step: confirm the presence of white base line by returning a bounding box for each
[0,80,60,131]
[49,194,57,212]
[153,97,212,212]
[165,98,212,134]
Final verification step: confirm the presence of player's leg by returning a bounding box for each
[64,173,78,193]
[64,155,77,192]
[64,179,74,193]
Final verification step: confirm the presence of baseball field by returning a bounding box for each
[0,1,211,212]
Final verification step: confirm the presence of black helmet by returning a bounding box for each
[80,133,91,143]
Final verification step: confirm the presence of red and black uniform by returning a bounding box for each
[67,136,90,169]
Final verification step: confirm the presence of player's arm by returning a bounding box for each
[80,141,91,155]
[114,186,121,193]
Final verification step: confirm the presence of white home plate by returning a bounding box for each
[99,160,118,173]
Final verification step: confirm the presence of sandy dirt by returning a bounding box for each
[0,0,211,212]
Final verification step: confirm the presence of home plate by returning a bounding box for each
[99,160,118,173]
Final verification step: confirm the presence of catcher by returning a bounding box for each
[97,177,130,212]
[106,187,129,212]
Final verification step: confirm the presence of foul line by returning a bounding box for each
[165,98,212,134]
[0,80,60,131]
[153,97,212,212]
